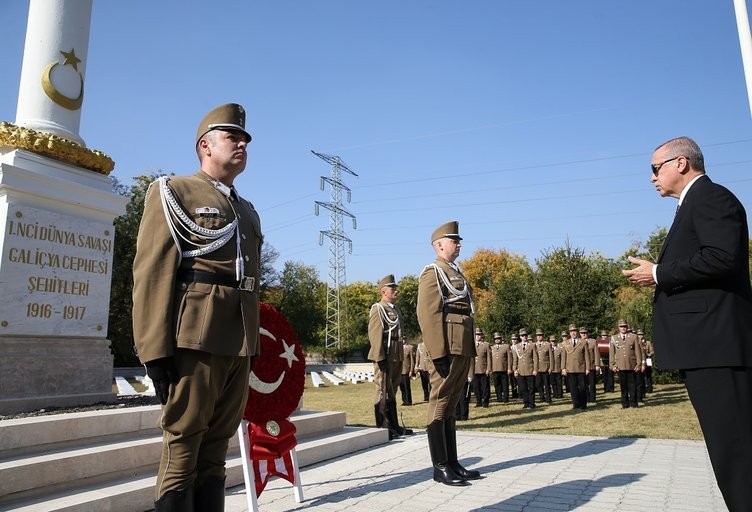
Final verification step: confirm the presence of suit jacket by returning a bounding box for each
[512,342,538,376]
[609,333,643,371]
[367,300,404,363]
[653,175,752,369]
[490,342,511,372]
[551,345,563,372]
[416,258,476,360]
[132,172,262,363]
[561,338,591,373]
[474,341,491,373]
[535,341,554,371]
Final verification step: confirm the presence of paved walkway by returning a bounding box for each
[223,430,727,512]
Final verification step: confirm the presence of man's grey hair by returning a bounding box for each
[656,136,706,173]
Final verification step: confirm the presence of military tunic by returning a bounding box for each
[610,333,643,408]
[368,299,404,404]
[490,342,511,402]
[561,338,591,409]
[414,341,433,401]
[416,257,476,423]
[132,171,262,497]
[512,342,538,408]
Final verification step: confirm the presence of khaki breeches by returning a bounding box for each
[373,359,402,404]
[155,348,250,499]
[426,354,472,424]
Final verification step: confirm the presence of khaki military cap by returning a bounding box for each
[431,221,462,243]
[549,335,557,342]
[568,324,578,331]
[561,330,568,337]
[196,103,251,145]
[535,328,544,335]
[618,319,628,327]
[511,334,519,340]
[518,328,527,336]
[378,274,397,289]
[493,332,503,340]
[637,329,644,335]
[579,326,588,333]
[600,330,608,336]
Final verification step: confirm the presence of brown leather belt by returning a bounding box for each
[178,270,255,292]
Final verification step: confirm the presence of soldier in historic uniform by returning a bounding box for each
[417,221,479,486]
[561,324,591,410]
[472,328,492,407]
[610,319,644,408]
[599,329,615,392]
[490,332,512,402]
[637,329,655,394]
[512,328,539,409]
[414,340,433,402]
[534,328,553,404]
[550,335,564,399]
[368,274,412,439]
[133,103,261,511]
[560,330,571,394]
[580,327,601,403]
[400,336,416,406]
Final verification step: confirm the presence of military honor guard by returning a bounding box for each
[490,332,512,402]
[400,337,416,406]
[637,329,654,394]
[512,328,539,409]
[509,333,520,398]
[416,221,480,486]
[579,327,600,403]
[368,275,412,438]
[561,324,591,410]
[414,340,433,402]
[534,328,554,404]
[609,319,644,409]
[550,335,564,399]
[133,104,261,511]
[472,328,492,407]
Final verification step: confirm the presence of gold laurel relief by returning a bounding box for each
[41,62,84,111]
[0,122,114,175]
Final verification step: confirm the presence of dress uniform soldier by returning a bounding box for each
[560,330,571,393]
[133,103,261,511]
[610,320,645,408]
[580,327,601,403]
[472,328,492,407]
[455,360,473,421]
[561,324,591,410]
[512,328,539,409]
[637,329,655,394]
[600,330,615,392]
[490,332,512,402]
[534,328,553,403]
[415,340,433,402]
[368,274,411,439]
[417,221,479,486]
[400,337,416,406]
[509,333,520,399]
[550,335,564,399]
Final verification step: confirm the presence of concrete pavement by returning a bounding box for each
[224,430,726,512]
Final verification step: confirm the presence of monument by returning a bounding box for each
[0,0,127,414]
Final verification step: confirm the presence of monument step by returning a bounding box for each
[1,426,389,511]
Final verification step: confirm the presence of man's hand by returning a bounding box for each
[145,357,178,405]
[433,356,450,378]
[622,256,657,287]
[377,359,389,373]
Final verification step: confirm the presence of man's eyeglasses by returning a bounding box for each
[651,156,681,175]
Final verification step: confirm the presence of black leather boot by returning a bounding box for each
[445,417,481,480]
[194,477,225,512]
[375,403,400,440]
[426,420,468,486]
[154,487,194,512]
[388,400,413,435]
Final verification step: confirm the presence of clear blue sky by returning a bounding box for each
[2,1,752,285]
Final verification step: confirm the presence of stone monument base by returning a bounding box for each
[0,336,115,415]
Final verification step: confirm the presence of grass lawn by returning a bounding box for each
[301,377,703,441]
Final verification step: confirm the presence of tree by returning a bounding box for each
[271,261,326,347]
[394,274,421,339]
[478,262,534,338]
[259,241,280,291]
[462,248,529,317]
[339,281,378,350]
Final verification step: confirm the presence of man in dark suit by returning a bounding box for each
[624,136,752,512]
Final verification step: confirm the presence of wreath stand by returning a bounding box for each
[237,419,304,511]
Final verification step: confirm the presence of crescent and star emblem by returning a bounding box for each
[41,48,84,111]
[249,326,300,394]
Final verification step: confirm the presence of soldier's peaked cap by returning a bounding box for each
[568,323,578,331]
[475,327,483,335]
[196,103,251,145]
[493,332,503,339]
[431,221,462,243]
[618,319,628,326]
[378,274,397,289]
